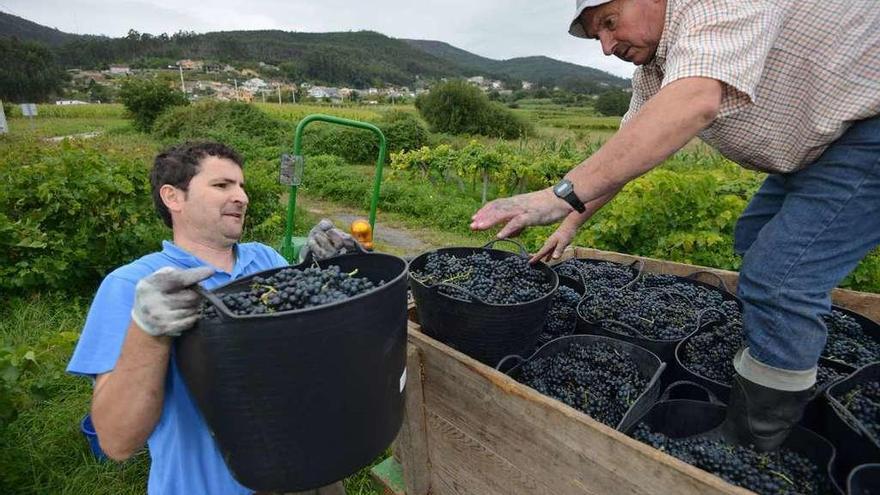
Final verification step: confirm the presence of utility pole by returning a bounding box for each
[178,64,186,95]
[277,84,282,104]
[292,85,296,103]
[261,90,266,103]
[233,78,238,100]
[0,101,8,134]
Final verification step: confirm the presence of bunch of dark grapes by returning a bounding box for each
[636,273,728,310]
[681,316,744,384]
[631,424,832,494]
[517,342,649,428]
[578,285,701,340]
[202,265,379,318]
[822,310,880,367]
[841,380,880,441]
[536,286,581,346]
[413,252,551,304]
[553,259,638,292]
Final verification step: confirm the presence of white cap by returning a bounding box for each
[568,0,614,38]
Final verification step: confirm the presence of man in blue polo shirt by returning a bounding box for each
[67,142,354,494]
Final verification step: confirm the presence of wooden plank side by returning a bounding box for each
[565,247,880,322]
[425,410,551,495]
[392,345,432,495]
[408,325,751,495]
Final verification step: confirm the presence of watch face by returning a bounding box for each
[554,180,572,196]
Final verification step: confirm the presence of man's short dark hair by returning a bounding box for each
[150,142,244,228]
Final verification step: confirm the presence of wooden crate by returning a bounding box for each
[390,247,880,495]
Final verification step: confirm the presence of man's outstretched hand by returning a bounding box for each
[470,188,572,239]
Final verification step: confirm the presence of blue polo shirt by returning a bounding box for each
[68,241,288,495]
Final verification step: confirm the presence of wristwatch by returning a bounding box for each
[552,178,586,213]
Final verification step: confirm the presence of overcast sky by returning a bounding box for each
[2,0,635,79]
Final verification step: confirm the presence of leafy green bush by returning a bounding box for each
[415,80,532,139]
[117,78,188,132]
[152,101,289,159]
[0,139,166,294]
[300,112,429,164]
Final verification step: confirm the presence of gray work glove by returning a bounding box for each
[131,266,215,337]
[300,219,361,263]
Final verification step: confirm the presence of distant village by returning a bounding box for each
[56,58,539,106]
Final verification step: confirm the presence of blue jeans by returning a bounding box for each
[734,115,880,372]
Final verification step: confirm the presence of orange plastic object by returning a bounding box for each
[350,218,374,250]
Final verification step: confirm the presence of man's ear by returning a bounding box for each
[159,184,184,215]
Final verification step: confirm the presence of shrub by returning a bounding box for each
[117,78,188,132]
[415,80,532,139]
[152,101,289,158]
[0,139,166,294]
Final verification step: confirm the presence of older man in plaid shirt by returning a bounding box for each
[471,0,880,451]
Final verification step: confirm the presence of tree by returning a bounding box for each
[594,89,632,117]
[0,38,68,102]
[117,78,189,132]
[415,80,531,139]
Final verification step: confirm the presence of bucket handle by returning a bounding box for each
[660,380,726,406]
[686,270,732,294]
[193,285,234,322]
[430,281,492,305]
[621,259,645,290]
[601,319,651,340]
[482,238,528,258]
[695,307,728,330]
[495,354,525,372]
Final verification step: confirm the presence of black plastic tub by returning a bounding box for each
[576,273,741,367]
[624,399,842,495]
[675,319,856,404]
[176,252,409,493]
[500,334,666,432]
[825,364,880,479]
[824,305,880,369]
[848,464,880,495]
[550,257,642,292]
[408,240,558,367]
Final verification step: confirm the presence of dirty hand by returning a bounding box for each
[301,219,361,262]
[529,223,578,264]
[131,266,215,337]
[470,188,572,239]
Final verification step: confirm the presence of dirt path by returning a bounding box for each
[297,195,437,257]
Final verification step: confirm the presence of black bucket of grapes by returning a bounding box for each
[822,306,880,369]
[499,334,666,432]
[408,239,558,367]
[824,363,880,482]
[550,257,642,293]
[175,252,409,493]
[624,399,842,494]
[576,271,742,367]
[675,317,856,404]
[848,464,880,495]
[528,274,586,354]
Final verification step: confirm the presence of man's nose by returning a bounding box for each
[598,30,616,56]
[233,186,249,205]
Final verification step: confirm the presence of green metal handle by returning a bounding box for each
[282,114,387,262]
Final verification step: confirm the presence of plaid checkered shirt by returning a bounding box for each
[622,0,880,173]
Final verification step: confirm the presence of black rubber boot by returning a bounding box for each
[720,372,814,452]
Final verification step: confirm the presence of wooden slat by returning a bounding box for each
[392,344,432,495]
[426,410,549,494]
[564,247,880,322]
[407,323,751,495]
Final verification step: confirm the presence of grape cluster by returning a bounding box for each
[553,259,638,292]
[631,424,832,494]
[202,265,379,318]
[517,342,649,428]
[822,309,880,367]
[535,286,582,346]
[841,380,880,441]
[413,252,552,304]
